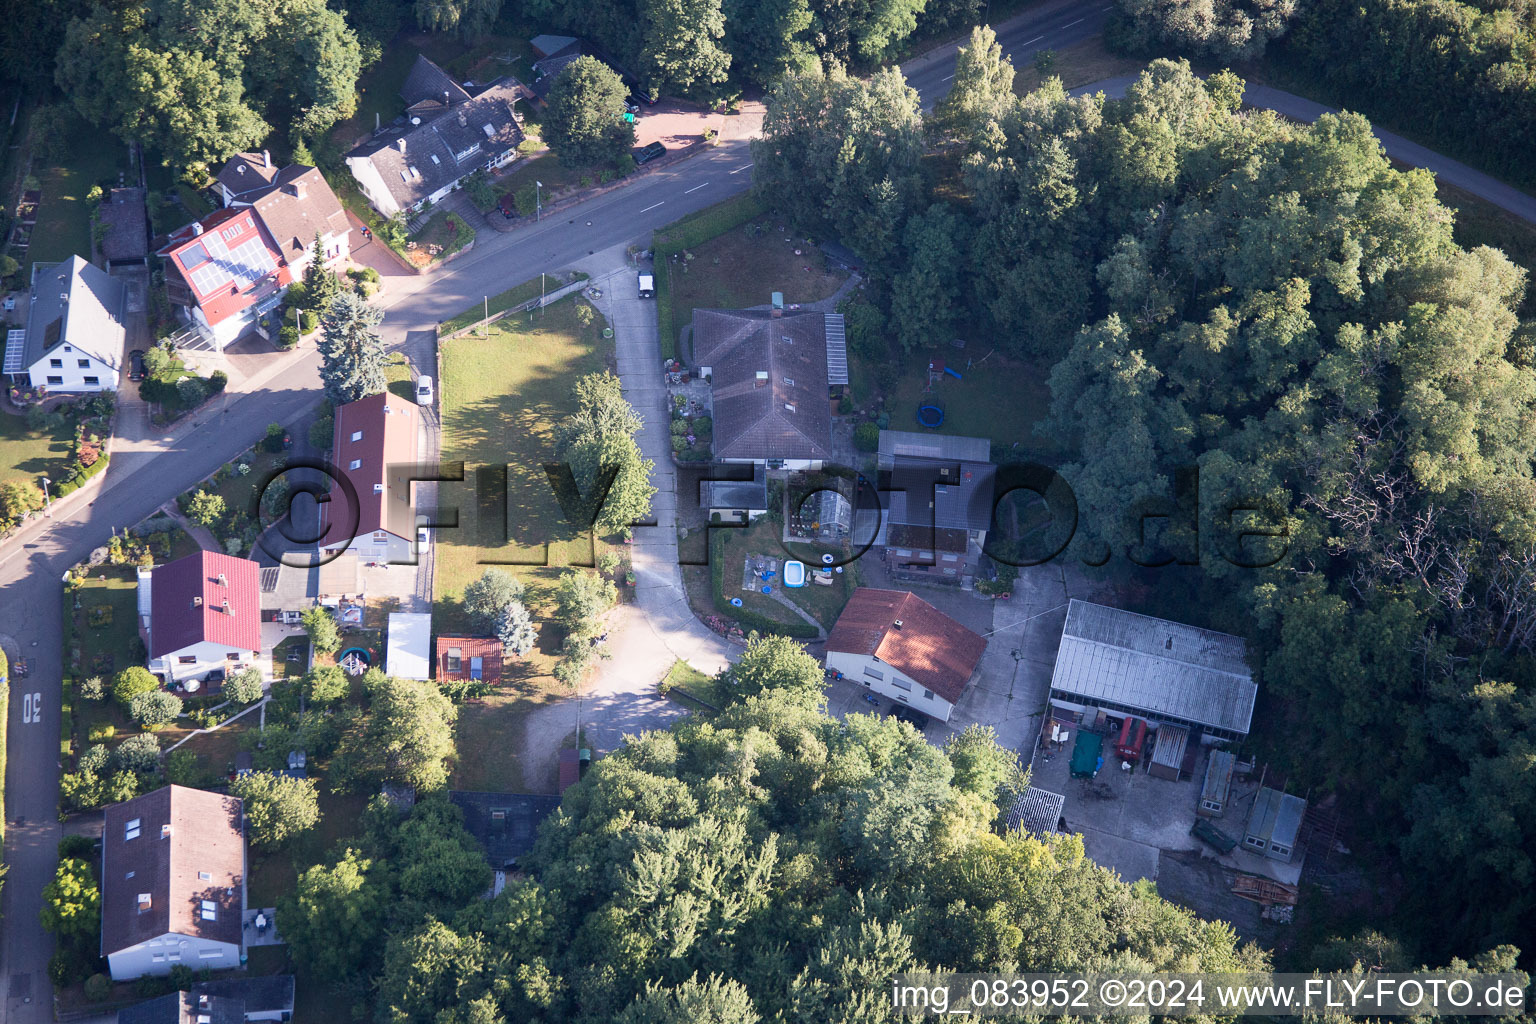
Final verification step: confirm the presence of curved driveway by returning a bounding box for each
[6,6,1536,1019]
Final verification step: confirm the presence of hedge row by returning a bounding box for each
[55,451,110,498]
[0,646,8,854]
[708,532,819,639]
[653,194,767,361]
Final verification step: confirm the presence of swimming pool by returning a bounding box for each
[783,560,807,588]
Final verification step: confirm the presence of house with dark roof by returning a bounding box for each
[825,588,987,722]
[345,55,525,218]
[692,307,838,469]
[702,463,769,523]
[4,256,126,392]
[191,974,296,1022]
[436,636,504,686]
[117,991,244,1024]
[157,208,292,349]
[248,166,351,278]
[101,785,246,980]
[875,429,997,584]
[114,969,295,1023]
[321,391,421,562]
[450,791,562,878]
[143,552,263,687]
[215,151,283,207]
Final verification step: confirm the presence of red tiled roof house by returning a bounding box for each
[322,391,421,562]
[436,636,503,686]
[101,785,246,980]
[825,588,987,723]
[157,207,292,350]
[144,552,263,688]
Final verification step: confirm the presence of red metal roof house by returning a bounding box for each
[145,551,263,688]
[322,391,421,562]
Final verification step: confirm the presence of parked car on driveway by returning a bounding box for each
[634,141,666,165]
[416,375,434,406]
[128,349,146,382]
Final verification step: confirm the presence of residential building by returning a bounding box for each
[1243,786,1306,862]
[321,391,421,562]
[101,785,246,981]
[701,463,768,523]
[874,430,996,583]
[386,612,431,680]
[118,992,242,1024]
[115,975,295,1023]
[158,208,291,349]
[4,256,126,392]
[448,791,562,876]
[215,150,283,207]
[144,552,262,688]
[825,588,987,722]
[692,307,841,469]
[1047,600,1257,742]
[345,55,525,218]
[436,635,503,686]
[249,166,351,277]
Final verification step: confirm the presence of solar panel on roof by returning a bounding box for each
[180,241,211,270]
[185,230,276,298]
[3,329,26,373]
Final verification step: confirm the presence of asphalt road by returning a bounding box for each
[6,0,1536,1017]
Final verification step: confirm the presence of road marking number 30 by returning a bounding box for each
[22,691,44,724]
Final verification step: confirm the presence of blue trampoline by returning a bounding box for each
[917,404,944,428]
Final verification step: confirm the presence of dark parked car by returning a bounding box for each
[885,703,930,733]
[634,141,667,165]
[128,349,146,381]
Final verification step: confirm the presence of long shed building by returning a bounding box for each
[1048,600,1257,742]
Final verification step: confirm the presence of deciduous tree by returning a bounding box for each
[231,770,322,848]
[543,57,636,169]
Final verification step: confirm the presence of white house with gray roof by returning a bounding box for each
[3,256,126,392]
[345,55,526,218]
[1048,599,1257,741]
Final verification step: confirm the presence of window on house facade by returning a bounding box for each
[49,358,62,368]
[125,818,141,840]
[889,677,912,691]
[83,376,99,386]
[922,689,934,700]
[179,655,197,664]
[47,376,63,385]
[77,358,89,368]
[198,949,224,960]
[201,900,217,921]
[862,667,883,681]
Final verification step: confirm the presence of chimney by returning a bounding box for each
[893,619,903,630]
[192,221,204,236]
[222,598,231,614]
[262,149,270,168]
[458,109,467,127]
[192,596,203,607]
[754,371,768,387]
[216,573,227,586]
[396,137,407,154]
[443,89,450,108]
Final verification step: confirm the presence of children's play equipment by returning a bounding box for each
[916,404,945,428]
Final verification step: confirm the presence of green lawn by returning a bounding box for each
[450,692,553,793]
[29,110,125,266]
[0,411,73,487]
[68,569,141,682]
[490,152,585,204]
[722,517,857,630]
[385,352,414,400]
[667,217,848,363]
[439,271,587,335]
[434,295,612,659]
[402,209,474,268]
[850,348,1064,457]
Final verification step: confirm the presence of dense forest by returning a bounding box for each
[1109,0,1536,186]
[281,638,1277,1023]
[753,49,1536,964]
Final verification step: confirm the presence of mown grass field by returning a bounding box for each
[0,411,73,487]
